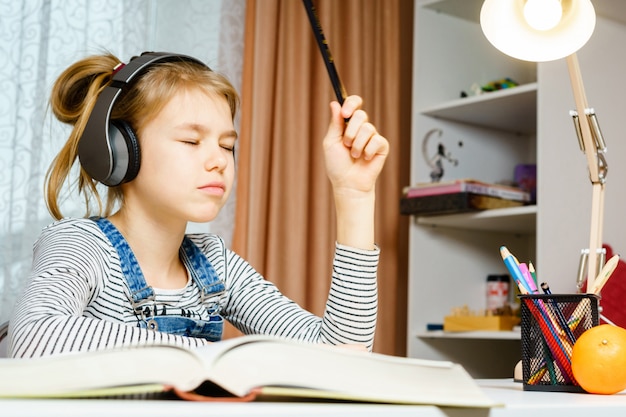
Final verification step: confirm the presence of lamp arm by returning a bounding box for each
[566,53,606,291]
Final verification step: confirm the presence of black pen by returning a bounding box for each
[540,282,576,343]
[301,0,347,105]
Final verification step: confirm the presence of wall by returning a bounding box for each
[537,16,626,292]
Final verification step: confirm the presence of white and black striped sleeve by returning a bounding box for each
[222,243,379,350]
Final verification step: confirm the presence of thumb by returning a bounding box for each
[326,101,345,141]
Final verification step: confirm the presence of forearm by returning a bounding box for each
[334,189,376,250]
[224,246,378,349]
[320,243,379,350]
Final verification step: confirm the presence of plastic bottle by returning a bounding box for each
[486,274,509,311]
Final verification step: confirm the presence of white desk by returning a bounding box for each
[2,380,626,417]
[479,379,626,416]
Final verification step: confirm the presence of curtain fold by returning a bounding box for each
[233,0,413,355]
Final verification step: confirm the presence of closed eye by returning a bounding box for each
[220,137,237,153]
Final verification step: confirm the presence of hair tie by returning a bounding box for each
[112,62,126,75]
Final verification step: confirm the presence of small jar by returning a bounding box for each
[486,274,509,311]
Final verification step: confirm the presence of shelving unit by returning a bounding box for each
[407,0,626,379]
[406,0,536,378]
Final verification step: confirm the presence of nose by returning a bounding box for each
[203,143,228,172]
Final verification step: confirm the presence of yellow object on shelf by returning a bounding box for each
[444,315,520,332]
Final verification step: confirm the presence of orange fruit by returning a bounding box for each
[571,324,626,394]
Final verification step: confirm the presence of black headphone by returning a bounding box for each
[78,52,208,186]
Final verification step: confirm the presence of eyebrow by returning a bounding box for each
[175,123,238,140]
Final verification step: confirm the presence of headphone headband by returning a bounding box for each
[78,52,207,186]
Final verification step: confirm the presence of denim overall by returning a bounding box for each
[95,218,225,341]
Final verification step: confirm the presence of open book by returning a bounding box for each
[0,335,497,407]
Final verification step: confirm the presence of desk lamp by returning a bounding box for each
[480,0,606,292]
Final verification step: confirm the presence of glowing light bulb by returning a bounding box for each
[523,0,563,31]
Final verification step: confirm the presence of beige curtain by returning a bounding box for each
[232,0,413,356]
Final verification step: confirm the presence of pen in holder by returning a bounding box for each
[519,293,599,392]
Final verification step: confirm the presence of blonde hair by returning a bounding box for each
[45,52,239,220]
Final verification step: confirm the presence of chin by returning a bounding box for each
[187,211,220,224]
[185,201,226,223]
[187,216,217,224]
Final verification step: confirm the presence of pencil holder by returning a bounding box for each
[519,293,599,392]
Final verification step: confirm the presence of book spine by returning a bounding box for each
[405,183,463,198]
[463,184,529,202]
[400,192,523,216]
[405,183,529,202]
[400,193,473,215]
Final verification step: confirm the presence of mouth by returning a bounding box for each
[199,182,226,196]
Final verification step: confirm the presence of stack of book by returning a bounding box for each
[400,179,531,216]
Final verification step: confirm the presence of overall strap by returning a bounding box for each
[93,217,155,312]
[179,237,225,306]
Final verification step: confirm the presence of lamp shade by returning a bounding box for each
[480,0,596,62]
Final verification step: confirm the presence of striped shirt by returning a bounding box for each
[8,218,378,358]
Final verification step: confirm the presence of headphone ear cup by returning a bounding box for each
[108,120,141,185]
[78,53,207,186]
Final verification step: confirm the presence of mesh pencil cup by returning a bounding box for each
[519,293,599,392]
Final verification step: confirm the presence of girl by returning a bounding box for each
[8,52,389,358]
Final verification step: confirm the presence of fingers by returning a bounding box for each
[342,101,388,161]
[328,95,389,161]
[342,107,369,145]
[340,95,363,120]
[361,132,389,161]
[346,119,379,160]
[327,95,364,138]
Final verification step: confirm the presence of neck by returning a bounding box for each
[108,210,189,289]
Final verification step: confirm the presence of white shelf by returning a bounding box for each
[416,205,536,234]
[417,330,521,340]
[420,83,537,135]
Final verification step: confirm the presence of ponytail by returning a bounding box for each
[45,53,122,220]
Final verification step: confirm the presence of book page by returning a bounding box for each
[194,337,497,407]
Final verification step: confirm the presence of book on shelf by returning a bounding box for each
[400,192,523,216]
[404,179,531,203]
[0,334,497,407]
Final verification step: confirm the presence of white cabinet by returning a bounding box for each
[407,0,626,378]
